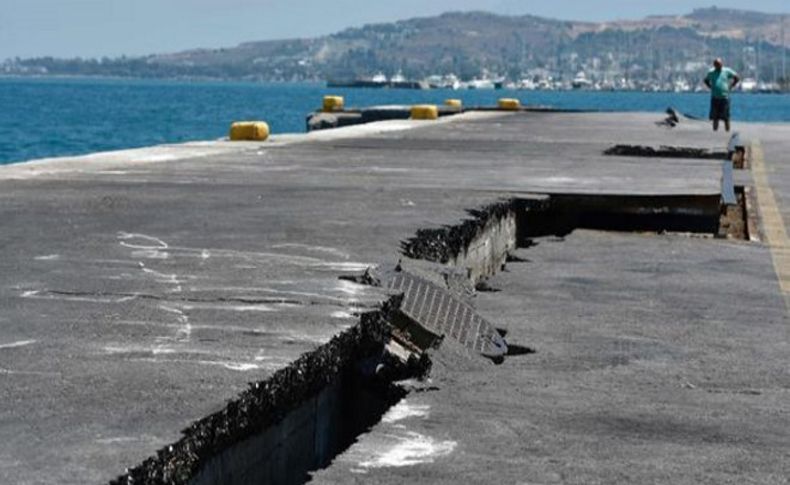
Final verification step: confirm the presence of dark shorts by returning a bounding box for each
[710,97,730,121]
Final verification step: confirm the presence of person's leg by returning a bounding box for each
[710,98,718,131]
[725,120,730,132]
[724,98,731,132]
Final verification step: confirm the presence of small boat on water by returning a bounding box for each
[571,72,593,90]
[327,71,429,90]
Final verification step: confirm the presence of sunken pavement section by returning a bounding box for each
[0,111,788,484]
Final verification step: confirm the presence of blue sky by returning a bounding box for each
[1,0,788,59]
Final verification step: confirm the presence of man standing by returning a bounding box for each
[704,58,740,132]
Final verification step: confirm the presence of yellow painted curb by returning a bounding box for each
[229,121,270,141]
[750,140,790,312]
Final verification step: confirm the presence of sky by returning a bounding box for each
[1,0,789,60]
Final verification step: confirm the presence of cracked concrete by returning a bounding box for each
[315,230,790,485]
[1,110,786,483]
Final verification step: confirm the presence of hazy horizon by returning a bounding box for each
[2,0,789,60]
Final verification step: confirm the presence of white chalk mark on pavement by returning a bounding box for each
[381,401,431,424]
[0,368,61,377]
[331,311,355,319]
[179,303,276,313]
[159,305,191,342]
[140,263,184,293]
[118,232,170,260]
[0,340,37,350]
[20,290,138,304]
[271,243,351,260]
[355,431,457,469]
[316,262,373,272]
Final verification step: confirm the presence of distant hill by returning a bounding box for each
[5,7,789,84]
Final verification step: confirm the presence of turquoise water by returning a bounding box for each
[2,77,790,165]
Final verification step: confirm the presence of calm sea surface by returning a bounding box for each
[2,77,790,165]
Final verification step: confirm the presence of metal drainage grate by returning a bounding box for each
[385,270,508,360]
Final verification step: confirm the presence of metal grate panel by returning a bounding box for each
[386,271,508,359]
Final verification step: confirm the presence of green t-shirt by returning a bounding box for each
[706,67,738,99]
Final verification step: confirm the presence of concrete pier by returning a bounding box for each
[1,110,788,484]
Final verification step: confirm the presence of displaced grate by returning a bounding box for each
[385,270,508,360]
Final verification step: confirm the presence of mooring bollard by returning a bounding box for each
[410,105,439,120]
[229,121,270,141]
[323,95,345,113]
[498,98,521,111]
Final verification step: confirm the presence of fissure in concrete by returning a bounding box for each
[719,186,752,241]
[401,200,517,282]
[111,187,744,485]
[603,144,729,160]
[516,194,725,240]
[111,297,414,485]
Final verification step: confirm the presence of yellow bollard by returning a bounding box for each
[323,95,345,112]
[444,99,462,108]
[497,98,521,111]
[229,121,270,141]
[410,105,439,120]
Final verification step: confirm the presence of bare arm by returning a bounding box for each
[731,74,740,89]
[704,76,712,89]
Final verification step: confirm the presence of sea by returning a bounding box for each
[2,77,790,165]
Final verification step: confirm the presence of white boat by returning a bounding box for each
[467,78,496,90]
[516,79,537,90]
[673,79,691,93]
[740,78,757,92]
[571,72,593,90]
[444,74,461,90]
[390,70,406,83]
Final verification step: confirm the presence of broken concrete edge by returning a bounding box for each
[398,189,753,280]
[659,106,705,127]
[603,144,730,160]
[400,199,517,280]
[108,189,514,483]
[399,191,731,281]
[718,186,750,241]
[0,111,508,180]
[721,161,737,206]
[109,294,413,485]
[744,186,763,243]
[306,105,463,132]
[304,105,599,132]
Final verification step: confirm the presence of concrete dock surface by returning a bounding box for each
[0,110,788,483]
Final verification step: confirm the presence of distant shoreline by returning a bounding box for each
[2,75,789,94]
